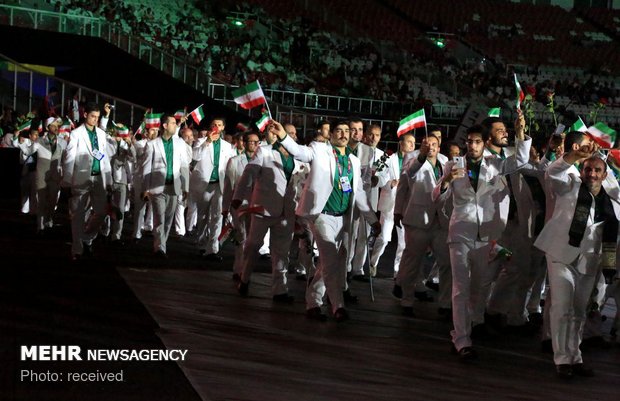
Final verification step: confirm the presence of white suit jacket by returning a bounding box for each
[432,137,532,243]
[222,153,249,213]
[535,158,620,265]
[278,136,378,226]
[395,156,451,229]
[353,143,385,210]
[190,137,235,194]
[18,135,67,190]
[62,124,113,189]
[142,136,189,195]
[107,137,136,185]
[233,144,303,219]
[377,152,401,214]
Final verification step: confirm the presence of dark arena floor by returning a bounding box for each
[2,196,618,401]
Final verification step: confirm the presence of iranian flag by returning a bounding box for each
[17,120,32,133]
[488,107,500,118]
[236,122,249,132]
[514,74,525,110]
[37,121,43,133]
[144,113,162,129]
[608,149,620,165]
[189,104,205,124]
[397,109,426,137]
[174,109,186,119]
[570,116,587,133]
[59,117,73,134]
[587,122,617,149]
[116,125,130,138]
[232,81,267,110]
[256,113,271,132]
[135,121,145,136]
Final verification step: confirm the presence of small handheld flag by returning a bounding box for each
[232,81,267,110]
[397,109,426,137]
[514,74,525,110]
[189,105,205,124]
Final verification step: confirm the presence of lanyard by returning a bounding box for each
[333,149,351,179]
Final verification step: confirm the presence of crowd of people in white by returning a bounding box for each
[3,102,620,380]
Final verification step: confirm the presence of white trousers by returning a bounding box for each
[110,183,127,240]
[231,210,250,276]
[448,240,494,351]
[307,214,348,314]
[347,214,369,276]
[195,183,223,254]
[241,213,294,296]
[20,171,37,214]
[69,175,107,255]
[151,185,177,253]
[131,178,152,239]
[36,179,60,231]
[370,212,405,276]
[174,202,186,236]
[185,193,198,233]
[547,255,599,365]
[399,222,451,308]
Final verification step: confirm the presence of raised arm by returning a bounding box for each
[270,121,315,163]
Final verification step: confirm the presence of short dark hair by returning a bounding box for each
[428,125,442,135]
[332,119,350,132]
[243,131,259,143]
[348,117,364,128]
[564,131,585,152]
[467,124,487,142]
[398,133,414,142]
[583,156,606,170]
[480,117,503,141]
[84,102,100,114]
[316,119,330,130]
[160,113,174,126]
[211,117,226,125]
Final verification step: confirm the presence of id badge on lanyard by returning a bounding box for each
[92,149,105,161]
[339,176,352,193]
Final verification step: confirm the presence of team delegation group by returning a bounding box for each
[10,102,619,378]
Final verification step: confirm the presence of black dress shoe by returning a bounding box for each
[414,291,433,302]
[272,293,295,304]
[296,273,307,281]
[154,250,168,259]
[471,323,496,340]
[237,281,249,296]
[452,346,477,362]
[352,274,369,283]
[232,273,241,283]
[259,253,271,260]
[82,242,93,257]
[528,312,543,328]
[556,364,573,379]
[334,308,349,322]
[392,284,403,299]
[306,307,327,322]
[110,239,125,247]
[204,253,223,262]
[343,289,358,304]
[425,281,439,292]
[541,339,553,354]
[402,306,415,317]
[571,363,594,377]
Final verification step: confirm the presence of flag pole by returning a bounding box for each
[256,81,272,119]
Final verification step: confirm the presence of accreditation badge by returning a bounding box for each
[339,176,352,193]
[92,149,105,161]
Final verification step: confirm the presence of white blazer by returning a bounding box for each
[18,135,67,190]
[278,136,378,226]
[233,144,303,219]
[376,152,401,214]
[222,153,249,213]
[62,124,113,189]
[142,136,189,195]
[535,158,620,265]
[395,156,450,229]
[107,137,136,185]
[432,137,532,243]
[190,137,235,194]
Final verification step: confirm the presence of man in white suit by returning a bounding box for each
[141,114,190,257]
[62,102,113,260]
[395,134,452,317]
[433,117,531,361]
[16,117,67,233]
[190,117,236,261]
[369,133,415,278]
[222,132,260,282]
[131,126,158,242]
[273,120,380,321]
[232,126,304,302]
[347,119,383,281]
[535,132,620,379]
[173,127,195,236]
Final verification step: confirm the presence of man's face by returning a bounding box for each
[331,124,350,148]
[210,119,225,140]
[317,123,330,141]
[285,124,298,142]
[448,144,461,160]
[426,136,440,158]
[430,130,442,146]
[224,133,234,144]
[349,121,364,144]
[467,133,485,159]
[29,130,39,142]
[489,122,508,148]
[581,158,607,193]
[399,134,415,153]
[84,110,100,129]
[235,136,245,150]
[47,123,59,135]
[245,134,260,154]
[365,127,381,148]
[163,117,177,135]
[181,129,194,145]
[147,128,159,140]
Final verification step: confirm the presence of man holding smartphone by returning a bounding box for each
[433,115,531,361]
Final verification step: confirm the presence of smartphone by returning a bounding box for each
[453,156,465,169]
